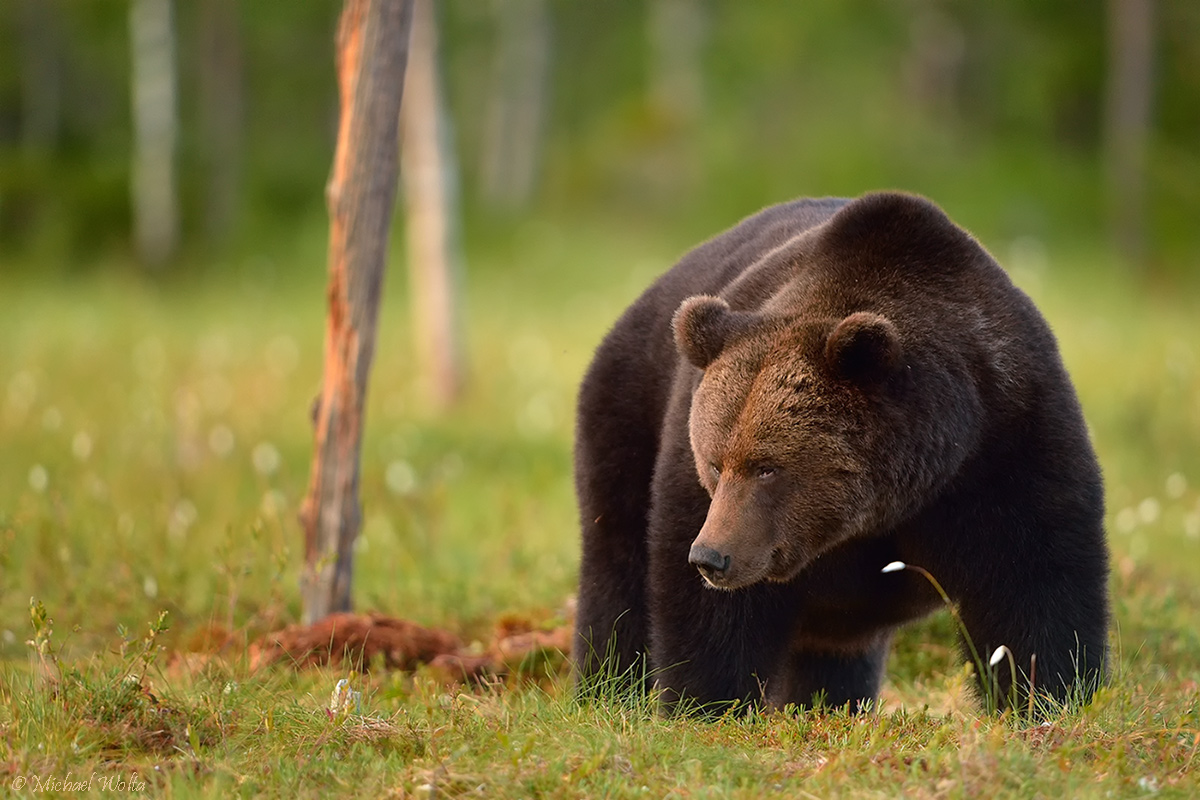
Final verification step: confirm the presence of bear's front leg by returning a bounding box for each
[952,571,1108,714]
[766,634,893,713]
[917,518,1110,715]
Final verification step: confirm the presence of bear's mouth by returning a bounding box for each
[698,572,738,591]
[695,551,777,591]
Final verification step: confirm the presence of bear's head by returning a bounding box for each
[672,295,905,590]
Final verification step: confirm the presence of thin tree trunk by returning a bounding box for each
[17,0,63,150]
[647,0,706,125]
[401,0,464,408]
[129,0,180,266]
[299,0,414,624]
[198,0,243,244]
[1105,0,1155,268]
[480,0,550,210]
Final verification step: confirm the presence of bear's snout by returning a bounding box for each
[689,543,731,583]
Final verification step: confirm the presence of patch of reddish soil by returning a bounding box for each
[248,612,463,672]
[239,610,574,684]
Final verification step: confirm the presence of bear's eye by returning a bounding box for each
[756,465,777,480]
[710,464,721,481]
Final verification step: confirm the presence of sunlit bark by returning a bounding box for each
[300,0,414,624]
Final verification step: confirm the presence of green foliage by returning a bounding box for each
[2,1,1199,269]
[2,216,1199,794]
[10,603,214,767]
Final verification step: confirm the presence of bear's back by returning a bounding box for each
[599,197,851,373]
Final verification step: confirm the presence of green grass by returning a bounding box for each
[1,222,1199,797]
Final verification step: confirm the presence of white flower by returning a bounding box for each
[252,442,281,476]
[329,678,361,716]
[880,561,906,574]
[28,465,48,493]
[72,431,93,461]
[208,424,235,457]
[386,460,417,495]
[989,645,1011,667]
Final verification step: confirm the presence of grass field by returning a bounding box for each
[1,219,1199,797]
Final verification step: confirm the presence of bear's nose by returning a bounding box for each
[689,544,731,578]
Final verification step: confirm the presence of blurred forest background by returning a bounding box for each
[2,0,1199,279]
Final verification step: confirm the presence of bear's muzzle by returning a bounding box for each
[688,543,731,585]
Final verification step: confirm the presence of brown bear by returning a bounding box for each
[573,192,1109,714]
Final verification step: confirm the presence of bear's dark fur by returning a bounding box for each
[573,192,1109,713]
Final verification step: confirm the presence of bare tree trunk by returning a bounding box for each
[129,0,180,266]
[647,0,706,125]
[480,0,550,210]
[17,0,63,150]
[901,6,966,120]
[401,0,464,408]
[1105,0,1155,267]
[198,0,244,244]
[299,0,414,624]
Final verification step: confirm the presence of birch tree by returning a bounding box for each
[647,0,707,125]
[17,0,63,150]
[197,0,244,244]
[129,0,180,266]
[1105,0,1156,267]
[401,0,464,408]
[480,0,550,210]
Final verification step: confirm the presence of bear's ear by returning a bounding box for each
[819,191,981,274]
[673,295,759,369]
[824,311,902,384]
